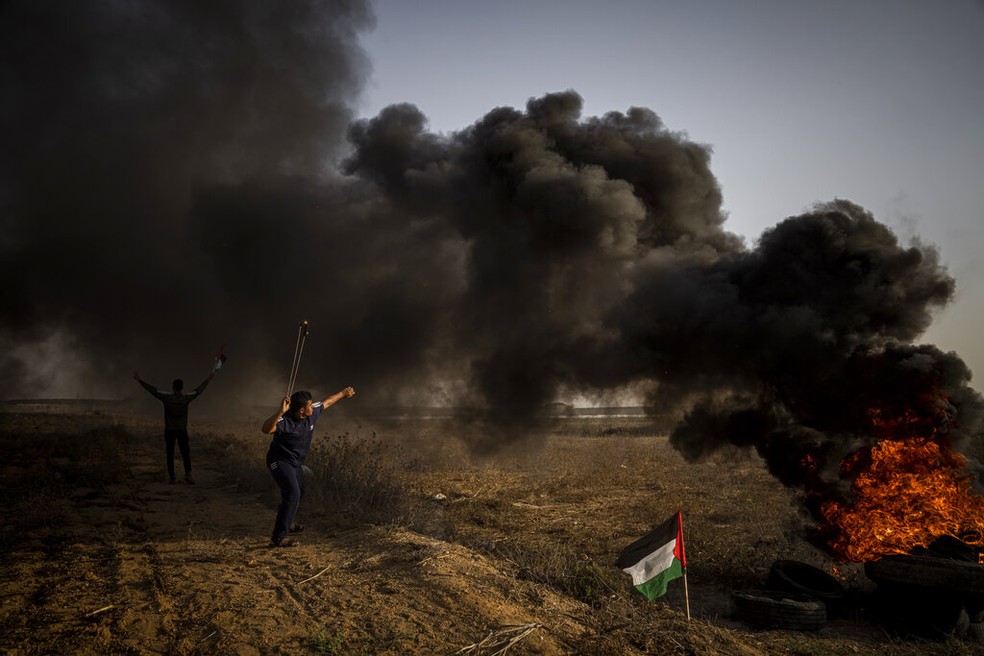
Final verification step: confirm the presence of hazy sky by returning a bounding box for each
[2,0,981,432]
[357,0,984,390]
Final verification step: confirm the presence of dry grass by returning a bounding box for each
[1,419,134,542]
[201,420,409,526]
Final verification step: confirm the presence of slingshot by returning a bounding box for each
[286,320,310,398]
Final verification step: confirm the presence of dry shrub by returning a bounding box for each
[479,538,626,607]
[305,431,407,520]
[0,421,132,494]
[205,430,273,493]
[566,597,756,656]
[204,426,409,525]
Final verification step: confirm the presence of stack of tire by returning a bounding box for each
[731,560,846,631]
[865,553,984,642]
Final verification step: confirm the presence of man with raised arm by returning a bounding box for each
[261,386,356,547]
[134,371,214,484]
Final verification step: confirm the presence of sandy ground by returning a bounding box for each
[1,413,979,655]
[0,421,601,654]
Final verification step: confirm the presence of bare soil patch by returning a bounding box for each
[0,412,976,655]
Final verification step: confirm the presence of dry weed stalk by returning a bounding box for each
[457,622,543,655]
[84,605,116,618]
[296,566,331,584]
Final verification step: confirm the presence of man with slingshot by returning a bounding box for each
[260,321,356,547]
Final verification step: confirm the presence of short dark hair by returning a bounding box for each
[172,379,184,391]
[289,390,312,413]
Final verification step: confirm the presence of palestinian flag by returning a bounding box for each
[616,511,686,600]
[214,347,227,372]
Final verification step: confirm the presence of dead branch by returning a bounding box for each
[457,622,543,655]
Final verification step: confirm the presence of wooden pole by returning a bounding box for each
[683,569,691,621]
[676,509,690,620]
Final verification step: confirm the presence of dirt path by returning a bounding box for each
[0,424,592,655]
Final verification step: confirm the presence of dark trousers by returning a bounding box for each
[268,459,305,540]
[164,428,191,480]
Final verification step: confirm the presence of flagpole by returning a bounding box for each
[678,511,691,621]
[683,570,691,621]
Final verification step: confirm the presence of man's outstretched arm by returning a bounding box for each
[134,372,163,399]
[320,387,355,408]
[191,372,215,397]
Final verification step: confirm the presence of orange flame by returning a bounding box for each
[821,437,984,562]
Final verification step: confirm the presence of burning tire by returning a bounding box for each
[731,589,827,631]
[766,560,846,604]
[864,554,984,598]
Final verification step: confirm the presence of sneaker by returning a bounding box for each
[270,536,300,548]
[184,474,195,484]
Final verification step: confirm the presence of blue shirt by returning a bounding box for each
[266,402,324,466]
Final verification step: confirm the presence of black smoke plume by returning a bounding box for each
[1,0,374,400]
[2,3,981,510]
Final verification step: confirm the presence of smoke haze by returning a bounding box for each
[2,1,981,505]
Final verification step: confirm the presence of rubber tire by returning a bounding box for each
[864,554,984,598]
[923,535,981,562]
[731,589,827,631]
[767,560,846,603]
[870,585,968,640]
